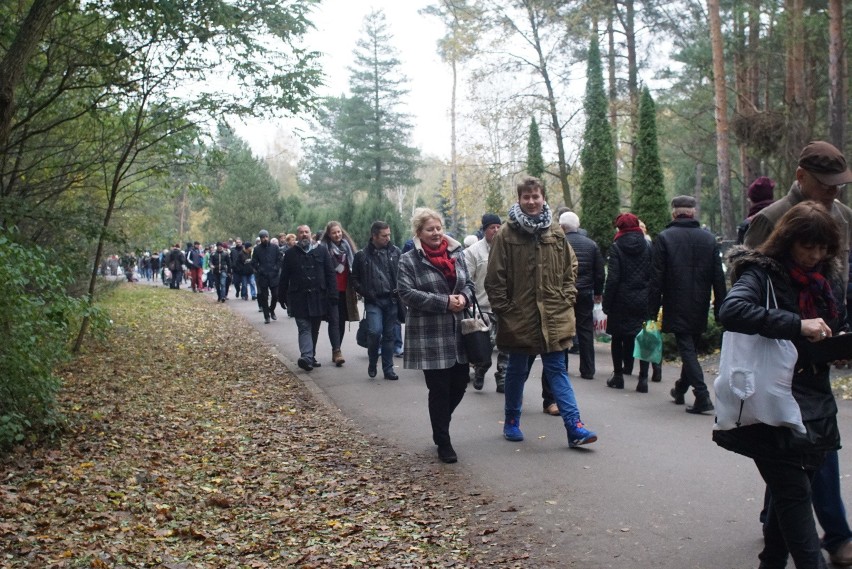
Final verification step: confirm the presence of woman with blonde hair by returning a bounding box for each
[397,208,474,463]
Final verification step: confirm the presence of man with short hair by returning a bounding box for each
[559,211,604,380]
[352,221,402,380]
[648,195,726,414]
[187,241,205,292]
[463,213,508,392]
[230,238,243,298]
[485,176,598,448]
[166,243,187,289]
[209,242,232,302]
[251,229,283,324]
[280,225,336,371]
[743,140,852,567]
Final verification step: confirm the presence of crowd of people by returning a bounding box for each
[114,140,852,567]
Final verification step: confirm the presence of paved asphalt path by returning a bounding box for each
[208,288,852,568]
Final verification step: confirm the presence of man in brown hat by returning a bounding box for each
[648,194,726,414]
[745,140,852,291]
[741,140,852,566]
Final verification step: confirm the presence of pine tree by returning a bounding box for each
[484,166,505,217]
[348,9,421,199]
[632,87,669,237]
[579,34,619,254]
[526,117,545,179]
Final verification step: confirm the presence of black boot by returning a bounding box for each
[670,379,685,404]
[437,444,458,463]
[686,392,714,414]
[606,372,624,389]
[636,375,648,393]
[651,365,662,382]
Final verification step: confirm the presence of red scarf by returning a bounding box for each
[786,260,838,320]
[422,238,457,287]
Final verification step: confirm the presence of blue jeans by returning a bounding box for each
[505,351,580,428]
[366,298,396,375]
[240,274,256,299]
[814,451,852,552]
[215,271,228,300]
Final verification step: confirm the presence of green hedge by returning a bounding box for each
[0,229,96,450]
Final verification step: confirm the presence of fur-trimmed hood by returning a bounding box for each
[726,245,843,287]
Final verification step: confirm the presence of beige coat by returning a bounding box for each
[484,219,577,354]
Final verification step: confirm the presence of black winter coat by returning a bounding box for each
[351,242,401,303]
[712,248,844,466]
[251,242,282,282]
[233,249,254,276]
[603,232,652,336]
[648,218,726,333]
[279,244,336,319]
[209,250,231,274]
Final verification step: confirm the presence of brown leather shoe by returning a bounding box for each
[544,403,560,416]
[830,540,852,566]
[332,349,345,367]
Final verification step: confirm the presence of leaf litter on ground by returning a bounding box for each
[1,285,533,568]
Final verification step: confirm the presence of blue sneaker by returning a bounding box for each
[503,418,524,441]
[567,420,597,447]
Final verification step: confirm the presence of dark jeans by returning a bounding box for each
[610,333,636,374]
[674,333,708,396]
[214,271,228,301]
[472,312,507,386]
[256,275,278,318]
[755,457,827,569]
[327,290,346,350]
[169,269,183,289]
[574,292,596,377]
[366,298,397,375]
[424,363,469,447]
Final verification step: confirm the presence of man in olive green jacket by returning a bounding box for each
[485,176,597,448]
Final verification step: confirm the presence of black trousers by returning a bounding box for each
[610,333,636,374]
[574,292,596,377]
[755,457,827,569]
[256,275,278,318]
[424,363,469,447]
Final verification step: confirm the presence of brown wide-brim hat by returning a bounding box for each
[799,141,852,186]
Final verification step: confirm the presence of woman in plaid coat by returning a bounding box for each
[397,208,475,464]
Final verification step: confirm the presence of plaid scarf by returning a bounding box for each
[508,202,552,234]
[785,260,838,320]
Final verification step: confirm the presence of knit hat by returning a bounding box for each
[798,141,852,186]
[558,211,580,232]
[481,213,502,230]
[747,176,775,202]
[258,229,269,238]
[671,195,697,209]
[614,212,640,229]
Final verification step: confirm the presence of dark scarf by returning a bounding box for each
[422,238,456,287]
[747,199,774,218]
[785,260,838,320]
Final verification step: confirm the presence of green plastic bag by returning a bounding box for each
[633,320,662,364]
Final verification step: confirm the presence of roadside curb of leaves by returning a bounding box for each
[1,285,551,568]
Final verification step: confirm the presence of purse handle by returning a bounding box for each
[465,293,482,319]
[766,277,779,310]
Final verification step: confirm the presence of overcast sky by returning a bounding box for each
[236,0,452,160]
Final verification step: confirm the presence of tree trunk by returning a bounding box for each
[607,6,617,141]
[528,15,572,208]
[708,0,736,239]
[0,0,68,153]
[450,57,459,234]
[828,0,846,154]
[783,0,808,165]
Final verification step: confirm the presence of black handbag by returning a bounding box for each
[356,314,369,348]
[461,295,492,365]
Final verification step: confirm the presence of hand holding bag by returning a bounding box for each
[356,306,369,348]
[633,320,663,364]
[593,302,607,335]
[460,295,492,365]
[713,278,804,433]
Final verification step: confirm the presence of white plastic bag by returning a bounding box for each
[713,279,804,433]
[593,303,607,335]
